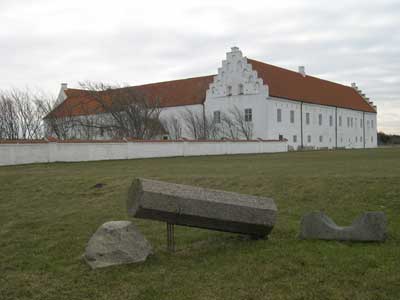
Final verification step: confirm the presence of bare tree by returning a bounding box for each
[179,108,220,140]
[220,112,240,140]
[9,89,44,139]
[227,106,253,140]
[78,82,164,139]
[0,92,19,139]
[38,95,76,140]
[161,116,182,139]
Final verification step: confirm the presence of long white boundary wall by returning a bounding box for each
[0,140,287,166]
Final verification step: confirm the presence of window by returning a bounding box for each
[329,115,333,127]
[307,135,311,143]
[279,134,284,141]
[290,110,295,123]
[367,120,370,128]
[318,114,322,126]
[355,118,358,128]
[306,112,310,125]
[213,111,221,123]
[351,118,353,128]
[347,117,350,127]
[360,119,363,128]
[371,136,374,142]
[371,120,374,128]
[227,85,232,96]
[293,135,297,143]
[277,109,282,122]
[245,108,252,122]
[100,128,104,137]
[339,116,342,127]
[238,84,244,95]
[319,135,323,143]
[356,136,358,142]
[360,136,363,142]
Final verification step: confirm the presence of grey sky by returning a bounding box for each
[1,0,399,133]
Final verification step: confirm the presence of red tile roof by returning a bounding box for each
[248,59,376,113]
[47,58,375,118]
[47,75,214,118]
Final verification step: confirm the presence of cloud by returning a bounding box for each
[0,0,399,132]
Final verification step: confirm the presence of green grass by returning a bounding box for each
[1,148,400,300]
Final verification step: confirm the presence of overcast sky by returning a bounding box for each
[1,0,399,133]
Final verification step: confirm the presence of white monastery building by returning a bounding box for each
[49,47,377,149]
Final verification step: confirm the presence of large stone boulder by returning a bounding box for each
[299,211,387,242]
[83,221,152,269]
[127,178,277,238]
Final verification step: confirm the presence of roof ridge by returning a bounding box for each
[65,74,216,92]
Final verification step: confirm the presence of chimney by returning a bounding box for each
[298,66,306,77]
[56,82,68,105]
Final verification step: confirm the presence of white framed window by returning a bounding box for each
[319,135,323,143]
[356,136,358,142]
[245,108,252,122]
[213,111,221,123]
[306,112,310,125]
[367,120,370,128]
[238,84,244,95]
[277,108,282,122]
[307,135,311,143]
[360,136,363,142]
[351,118,353,128]
[293,135,297,143]
[329,115,333,127]
[347,117,350,127]
[371,136,374,142]
[227,85,232,96]
[290,110,295,123]
[339,116,342,127]
[371,120,374,128]
[318,114,322,126]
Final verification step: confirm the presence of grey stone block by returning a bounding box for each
[127,178,277,238]
[83,221,152,269]
[299,211,387,242]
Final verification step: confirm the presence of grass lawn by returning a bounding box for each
[1,148,400,300]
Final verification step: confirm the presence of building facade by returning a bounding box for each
[48,47,377,149]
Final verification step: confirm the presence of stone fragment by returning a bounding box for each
[299,211,387,242]
[83,221,152,269]
[127,178,277,238]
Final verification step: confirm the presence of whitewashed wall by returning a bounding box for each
[0,140,288,166]
[266,97,377,149]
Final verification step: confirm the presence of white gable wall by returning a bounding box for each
[204,47,270,139]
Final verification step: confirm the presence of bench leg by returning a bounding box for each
[167,223,175,252]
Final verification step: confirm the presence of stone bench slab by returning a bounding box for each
[127,178,277,238]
